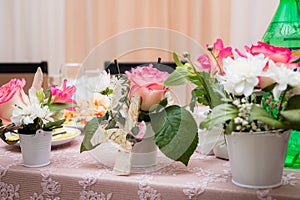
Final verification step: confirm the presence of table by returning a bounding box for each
[0,135,300,200]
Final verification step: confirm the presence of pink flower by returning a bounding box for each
[134,121,146,140]
[195,54,212,71]
[125,65,169,111]
[0,79,29,121]
[242,41,300,88]
[50,79,76,110]
[125,64,169,86]
[130,83,167,111]
[247,41,300,68]
[208,39,234,74]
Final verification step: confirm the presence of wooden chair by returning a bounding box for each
[0,61,48,92]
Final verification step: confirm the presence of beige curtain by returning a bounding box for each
[0,0,278,78]
[65,0,232,65]
[0,0,65,75]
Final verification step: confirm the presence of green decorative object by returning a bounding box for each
[262,0,300,168]
[285,130,300,168]
[262,0,300,49]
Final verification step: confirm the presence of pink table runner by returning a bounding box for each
[0,136,299,200]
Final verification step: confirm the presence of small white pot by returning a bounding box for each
[198,127,224,156]
[226,130,290,189]
[19,129,52,167]
[131,123,157,168]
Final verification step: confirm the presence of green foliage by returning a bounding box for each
[165,52,225,110]
[150,105,198,166]
[200,104,238,131]
[164,67,189,86]
[286,95,300,110]
[48,103,75,112]
[44,119,66,131]
[100,87,113,96]
[173,52,184,67]
[80,116,107,153]
[249,105,285,129]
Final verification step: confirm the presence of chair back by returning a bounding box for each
[0,61,48,92]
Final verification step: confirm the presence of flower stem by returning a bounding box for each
[208,51,223,74]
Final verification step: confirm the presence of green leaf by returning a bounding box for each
[159,97,168,107]
[192,86,209,106]
[164,67,189,86]
[150,105,198,166]
[292,57,300,63]
[193,71,225,108]
[280,109,300,125]
[286,95,300,110]
[173,52,184,67]
[249,105,285,128]
[48,103,75,112]
[80,117,105,153]
[200,103,238,130]
[44,119,66,130]
[224,119,235,134]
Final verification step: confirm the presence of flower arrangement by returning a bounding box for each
[165,39,300,134]
[0,68,76,144]
[81,64,198,166]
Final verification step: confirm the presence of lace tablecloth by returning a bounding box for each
[0,135,299,200]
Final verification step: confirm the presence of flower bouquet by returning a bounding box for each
[165,39,300,188]
[80,63,198,174]
[0,67,76,167]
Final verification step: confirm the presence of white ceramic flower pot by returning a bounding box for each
[131,123,157,168]
[226,130,290,189]
[19,129,52,167]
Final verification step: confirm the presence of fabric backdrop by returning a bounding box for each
[0,0,278,79]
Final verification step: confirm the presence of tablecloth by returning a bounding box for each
[0,135,299,200]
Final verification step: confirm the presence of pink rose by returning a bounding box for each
[130,84,167,111]
[248,41,300,68]
[0,79,29,121]
[125,64,169,86]
[125,65,169,111]
[51,79,76,111]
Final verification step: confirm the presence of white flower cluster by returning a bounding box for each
[232,98,269,132]
[11,102,54,126]
[220,54,268,97]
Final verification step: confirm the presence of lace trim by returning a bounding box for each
[0,165,20,199]
[79,173,113,200]
[136,175,161,200]
[183,182,205,200]
[30,173,62,200]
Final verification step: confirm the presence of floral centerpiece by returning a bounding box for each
[0,67,76,144]
[165,39,300,188]
[81,64,198,173]
[166,39,300,134]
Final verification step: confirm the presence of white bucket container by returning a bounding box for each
[226,130,290,189]
[131,123,157,168]
[19,129,52,167]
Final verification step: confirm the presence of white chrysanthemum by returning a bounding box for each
[11,105,37,126]
[220,53,268,97]
[95,70,111,92]
[33,105,54,125]
[10,103,53,126]
[264,61,300,99]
